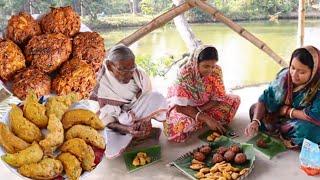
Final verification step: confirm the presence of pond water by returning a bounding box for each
[98,19,320,90]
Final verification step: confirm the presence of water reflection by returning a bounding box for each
[99,19,320,89]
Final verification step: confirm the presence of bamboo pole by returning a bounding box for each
[298,0,305,47]
[195,0,288,67]
[118,1,195,46]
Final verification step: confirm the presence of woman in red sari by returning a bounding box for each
[164,45,240,142]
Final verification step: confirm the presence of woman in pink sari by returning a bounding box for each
[164,45,240,142]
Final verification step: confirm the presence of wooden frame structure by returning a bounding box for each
[118,0,288,67]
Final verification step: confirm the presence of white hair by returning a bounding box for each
[107,44,135,62]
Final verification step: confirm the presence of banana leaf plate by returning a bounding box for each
[247,132,287,159]
[123,145,161,173]
[170,136,255,180]
[198,127,238,143]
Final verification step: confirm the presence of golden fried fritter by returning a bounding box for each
[52,58,96,99]
[1,142,43,167]
[0,39,25,81]
[61,109,105,130]
[6,12,42,46]
[60,138,95,171]
[66,125,105,149]
[18,158,63,179]
[45,93,79,120]
[9,105,42,143]
[57,152,82,180]
[73,32,106,72]
[24,33,72,73]
[23,91,48,128]
[39,114,64,156]
[12,68,51,100]
[40,6,80,37]
[0,122,29,154]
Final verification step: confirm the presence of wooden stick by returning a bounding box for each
[118,1,195,47]
[195,0,288,67]
[298,0,305,47]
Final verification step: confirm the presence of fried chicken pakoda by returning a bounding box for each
[52,58,96,99]
[24,33,72,73]
[6,12,42,46]
[12,68,51,100]
[0,39,25,81]
[73,32,105,72]
[40,6,80,37]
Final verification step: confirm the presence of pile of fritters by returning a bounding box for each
[0,92,106,179]
[0,6,105,100]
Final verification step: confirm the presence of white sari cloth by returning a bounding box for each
[91,64,167,158]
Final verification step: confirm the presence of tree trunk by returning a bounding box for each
[128,0,133,13]
[29,0,33,14]
[133,0,139,14]
[172,0,201,52]
[298,0,305,47]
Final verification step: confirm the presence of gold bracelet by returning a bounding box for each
[289,108,295,119]
[252,118,261,126]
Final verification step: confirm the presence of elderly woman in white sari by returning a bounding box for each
[90,44,167,158]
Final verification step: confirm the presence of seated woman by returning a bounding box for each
[164,45,241,142]
[245,46,320,147]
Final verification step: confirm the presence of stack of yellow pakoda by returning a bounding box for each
[0,91,106,180]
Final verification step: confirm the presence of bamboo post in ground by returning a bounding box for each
[118,1,195,46]
[195,0,288,67]
[298,0,305,47]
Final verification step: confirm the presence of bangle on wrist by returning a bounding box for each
[196,106,202,112]
[289,108,295,119]
[252,118,261,126]
[195,111,202,121]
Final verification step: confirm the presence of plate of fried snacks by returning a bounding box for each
[170,136,255,180]
[247,132,287,159]
[0,91,106,179]
[198,127,238,143]
[0,6,105,101]
[123,145,161,173]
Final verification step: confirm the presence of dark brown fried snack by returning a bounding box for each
[0,39,25,81]
[193,151,206,162]
[256,138,268,148]
[212,153,224,164]
[199,145,212,155]
[73,32,106,72]
[224,150,236,162]
[24,33,72,73]
[40,6,80,37]
[234,153,247,164]
[216,146,229,155]
[6,12,41,46]
[52,58,96,99]
[12,68,51,100]
[230,144,241,154]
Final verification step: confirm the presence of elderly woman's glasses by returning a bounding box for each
[112,64,136,74]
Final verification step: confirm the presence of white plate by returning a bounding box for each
[0,99,105,180]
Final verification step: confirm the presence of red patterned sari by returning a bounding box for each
[164,45,240,142]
